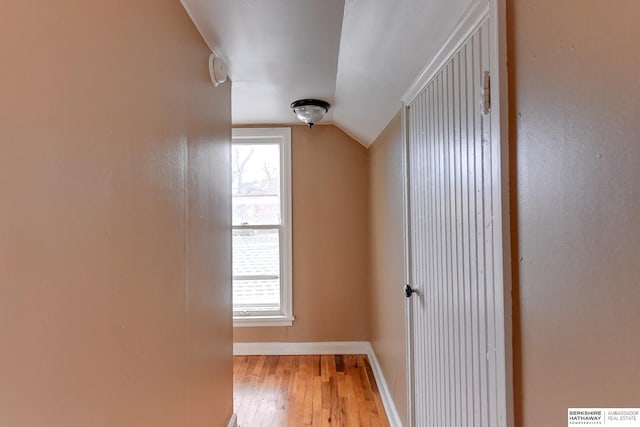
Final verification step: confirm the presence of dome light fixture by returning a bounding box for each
[290,99,331,128]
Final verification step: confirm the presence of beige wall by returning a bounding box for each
[234,125,370,342]
[0,1,233,426]
[509,0,640,424]
[368,113,408,425]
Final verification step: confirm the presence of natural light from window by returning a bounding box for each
[232,128,293,327]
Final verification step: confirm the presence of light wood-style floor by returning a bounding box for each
[233,354,390,427]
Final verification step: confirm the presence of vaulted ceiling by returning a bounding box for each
[181,0,474,146]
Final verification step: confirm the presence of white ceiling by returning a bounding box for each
[181,0,475,146]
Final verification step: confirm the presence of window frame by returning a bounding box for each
[231,127,293,327]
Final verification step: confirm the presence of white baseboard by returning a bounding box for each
[364,343,403,427]
[227,413,237,427]
[233,341,402,427]
[233,340,371,355]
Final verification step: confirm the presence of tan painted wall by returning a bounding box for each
[0,1,233,426]
[233,125,370,342]
[509,0,640,424]
[368,113,408,425]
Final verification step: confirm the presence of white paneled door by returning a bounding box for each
[403,9,511,427]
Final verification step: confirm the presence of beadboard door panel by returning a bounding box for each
[403,9,511,426]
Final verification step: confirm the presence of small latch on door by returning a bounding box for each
[481,71,491,115]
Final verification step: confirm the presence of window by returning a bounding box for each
[232,128,293,327]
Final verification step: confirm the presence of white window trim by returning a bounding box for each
[231,127,293,327]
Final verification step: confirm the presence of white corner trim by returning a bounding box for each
[179,1,213,52]
[179,1,232,78]
[233,341,371,356]
[401,0,490,104]
[227,413,237,427]
[232,341,403,426]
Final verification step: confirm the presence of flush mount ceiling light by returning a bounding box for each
[290,99,331,128]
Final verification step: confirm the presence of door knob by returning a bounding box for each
[404,284,418,298]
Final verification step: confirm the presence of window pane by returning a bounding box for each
[233,279,280,312]
[233,195,280,226]
[232,144,281,225]
[232,229,280,277]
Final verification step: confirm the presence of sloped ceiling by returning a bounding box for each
[181,0,475,146]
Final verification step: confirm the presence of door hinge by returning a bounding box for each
[481,71,491,115]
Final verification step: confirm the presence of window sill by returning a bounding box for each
[233,315,295,328]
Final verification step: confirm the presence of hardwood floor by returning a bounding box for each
[233,355,390,427]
